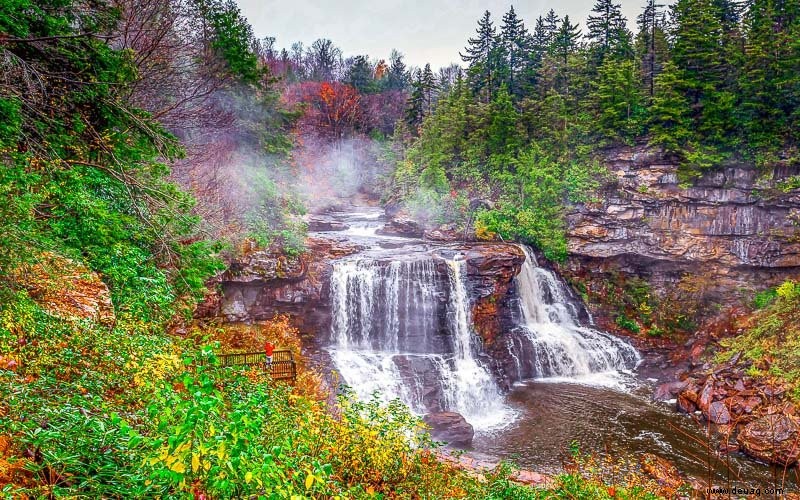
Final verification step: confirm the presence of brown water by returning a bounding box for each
[471,380,799,492]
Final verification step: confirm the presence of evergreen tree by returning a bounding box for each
[345,55,376,93]
[488,85,523,158]
[406,71,427,128]
[543,9,561,40]
[589,58,646,142]
[648,61,693,153]
[461,10,499,100]
[420,63,438,113]
[738,0,800,152]
[636,0,669,98]
[387,49,410,91]
[669,0,738,148]
[551,16,582,66]
[549,16,582,98]
[586,0,633,62]
[524,11,561,93]
[405,65,438,128]
[500,6,530,99]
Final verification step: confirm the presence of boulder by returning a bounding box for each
[653,380,688,402]
[737,414,800,466]
[376,217,424,238]
[708,401,731,425]
[677,393,698,414]
[306,216,348,232]
[423,412,475,447]
[676,383,700,414]
[698,380,715,413]
[425,229,462,242]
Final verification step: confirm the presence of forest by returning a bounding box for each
[0,0,799,497]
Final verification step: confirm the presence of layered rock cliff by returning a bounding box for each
[565,145,800,313]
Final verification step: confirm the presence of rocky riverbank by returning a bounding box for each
[655,354,800,467]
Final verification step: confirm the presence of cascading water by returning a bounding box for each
[328,253,513,430]
[507,246,641,385]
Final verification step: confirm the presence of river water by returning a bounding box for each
[310,206,798,490]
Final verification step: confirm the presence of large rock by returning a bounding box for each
[306,216,348,232]
[653,380,688,402]
[423,412,475,447]
[463,244,525,347]
[376,217,424,238]
[737,414,800,466]
[13,253,115,326]
[640,453,684,491]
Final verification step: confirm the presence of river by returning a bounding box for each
[309,205,798,491]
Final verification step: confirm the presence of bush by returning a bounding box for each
[615,314,641,334]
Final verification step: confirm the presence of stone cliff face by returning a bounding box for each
[566,145,800,303]
[463,244,524,346]
[207,238,361,334]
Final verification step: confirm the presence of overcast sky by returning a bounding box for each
[237,1,658,69]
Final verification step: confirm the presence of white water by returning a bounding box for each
[510,246,641,387]
[328,254,514,430]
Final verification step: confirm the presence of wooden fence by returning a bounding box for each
[200,350,297,383]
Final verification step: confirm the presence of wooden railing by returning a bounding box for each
[200,350,297,383]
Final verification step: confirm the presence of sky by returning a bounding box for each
[237,0,657,69]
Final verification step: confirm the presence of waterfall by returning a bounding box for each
[328,254,513,430]
[508,246,641,384]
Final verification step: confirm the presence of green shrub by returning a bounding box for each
[615,314,641,334]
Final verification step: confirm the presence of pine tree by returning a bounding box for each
[386,49,409,91]
[648,61,692,153]
[523,11,560,93]
[738,0,800,151]
[500,6,530,99]
[420,63,438,113]
[589,58,646,142]
[488,85,523,159]
[586,0,633,62]
[543,9,561,39]
[636,0,669,98]
[461,11,499,100]
[405,70,426,128]
[549,15,582,99]
[551,16,581,66]
[669,0,738,148]
[345,55,375,93]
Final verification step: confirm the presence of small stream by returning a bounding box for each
[310,206,798,491]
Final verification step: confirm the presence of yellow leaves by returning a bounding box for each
[169,460,186,474]
[305,471,314,490]
[245,471,253,484]
[133,353,182,388]
[192,453,200,473]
